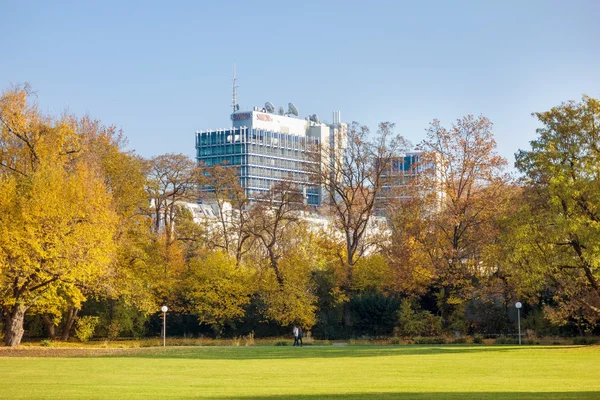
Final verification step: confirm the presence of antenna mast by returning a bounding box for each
[232,63,239,114]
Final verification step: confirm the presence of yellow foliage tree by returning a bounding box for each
[0,85,117,346]
[252,223,320,328]
[184,251,253,334]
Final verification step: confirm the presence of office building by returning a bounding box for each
[195,104,346,206]
[376,151,445,214]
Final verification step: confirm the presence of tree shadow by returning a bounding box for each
[1,344,585,359]
[112,345,581,360]
[173,392,599,400]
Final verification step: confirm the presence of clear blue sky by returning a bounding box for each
[2,0,599,168]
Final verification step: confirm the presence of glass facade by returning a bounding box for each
[196,127,321,206]
[375,153,431,215]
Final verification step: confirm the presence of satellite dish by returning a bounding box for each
[278,106,285,115]
[288,102,299,116]
[265,102,275,113]
[310,114,319,123]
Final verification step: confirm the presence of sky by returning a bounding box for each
[2,0,599,169]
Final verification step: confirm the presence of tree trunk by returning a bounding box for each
[343,300,352,329]
[269,252,284,287]
[4,305,27,347]
[439,287,451,329]
[42,314,56,339]
[61,307,79,341]
[342,262,355,329]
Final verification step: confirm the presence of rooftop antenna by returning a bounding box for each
[288,102,299,116]
[232,63,239,113]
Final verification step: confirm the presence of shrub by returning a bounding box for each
[453,337,467,344]
[274,340,289,346]
[473,336,483,344]
[397,299,443,337]
[350,292,400,336]
[82,298,148,339]
[521,308,560,337]
[573,337,599,345]
[390,337,401,345]
[495,336,519,345]
[107,321,121,340]
[414,336,446,344]
[40,339,52,347]
[26,315,44,338]
[447,304,468,334]
[75,316,100,342]
[467,300,512,335]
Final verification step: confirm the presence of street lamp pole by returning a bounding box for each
[161,305,168,347]
[515,302,522,345]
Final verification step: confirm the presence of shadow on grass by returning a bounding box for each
[2,345,586,359]
[112,345,576,360]
[174,392,599,400]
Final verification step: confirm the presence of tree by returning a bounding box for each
[144,153,202,311]
[351,254,393,294]
[0,85,117,346]
[184,251,253,334]
[389,116,511,327]
[248,180,305,287]
[246,181,318,327]
[173,204,207,262]
[145,153,200,242]
[384,194,436,297]
[511,96,600,324]
[252,223,319,328]
[308,122,408,325]
[200,163,253,265]
[56,116,155,341]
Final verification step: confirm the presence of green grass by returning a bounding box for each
[0,345,598,399]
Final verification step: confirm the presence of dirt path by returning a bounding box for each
[0,346,163,358]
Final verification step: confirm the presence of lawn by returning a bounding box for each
[0,345,598,399]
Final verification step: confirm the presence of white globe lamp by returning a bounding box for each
[515,302,522,345]
[161,305,168,347]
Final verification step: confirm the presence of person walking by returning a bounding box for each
[293,325,299,346]
[297,326,303,347]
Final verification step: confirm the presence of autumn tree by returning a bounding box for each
[67,116,156,339]
[510,96,600,324]
[173,205,207,262]
[200,163,253,264]
[145,153,200,242]
[389,116,511,328]
[246,181,318,327]
[0,85,117,346]
[384,193,435,297]
[308,121,408,326]
[248,181,305,285]
[183,251,253,335]
[144,153,202,309]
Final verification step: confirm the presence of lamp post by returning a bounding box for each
[515,302,522,345]
[161,305,168,347]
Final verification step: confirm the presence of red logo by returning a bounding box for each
[256,114,273,122]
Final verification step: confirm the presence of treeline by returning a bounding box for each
[1,85,599,346]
